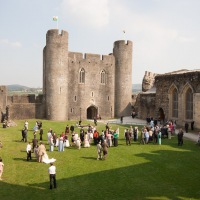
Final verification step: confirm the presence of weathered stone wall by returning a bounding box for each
[134,93,156,120]
[44,29,69,121]
[155,71,200,128]
[0,86,7,122]
[113,40,133,117]
[9,94,36,103]
[8,103,45,120]
[68,52,115,120]
[142,71,157,92]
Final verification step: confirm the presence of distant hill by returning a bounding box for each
[132,84,142,93]
[7,84,30,91]
[6,84,141,94]
[6,84,42,95]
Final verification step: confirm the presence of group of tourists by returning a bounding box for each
[122,118,185,146]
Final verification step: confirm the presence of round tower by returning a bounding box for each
[44,29,68,120]
[113,40,133,117]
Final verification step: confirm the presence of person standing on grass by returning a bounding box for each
[26,142,32,161]
[24,128,28,143]
[96,141,102,160]
[140,127,145,145]
[48,162,57,189]
[21,128,25,142]
[49,136,54,152]
[178,128,184,146]
[0,157,4,180]
[39,128,43,141]
[38,142,46,163]
[32,135,38,153]
[102,140,109,160]
[113,130,119,147]
[158,130,162,145]
[125,129,131,145]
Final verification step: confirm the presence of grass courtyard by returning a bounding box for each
[0,119,200,200]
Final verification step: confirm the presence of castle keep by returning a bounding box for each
[43,29,133,121]
[0,29,133,121]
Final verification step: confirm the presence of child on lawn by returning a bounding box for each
[0,157,4,180]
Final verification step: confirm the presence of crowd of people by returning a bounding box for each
[22,120,122,163]
[0,116,198,184]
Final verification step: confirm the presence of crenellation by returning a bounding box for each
[85,53,100,60]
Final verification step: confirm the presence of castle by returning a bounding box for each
[1,29,200,130]
[0,29,133,121]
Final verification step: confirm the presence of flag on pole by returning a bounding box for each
[123,30,125,34]
[53,16,58,21]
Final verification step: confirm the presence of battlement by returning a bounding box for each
[114,40,133,48]
[11,94,36,103]
[46,29,68,45]
[68,51,114,62]
[144,71,157,78]
[46,29,68,37]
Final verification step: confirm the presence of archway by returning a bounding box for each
[87,105,98,119]
[158,108,165,124]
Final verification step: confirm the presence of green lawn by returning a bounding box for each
[0,119,200,200]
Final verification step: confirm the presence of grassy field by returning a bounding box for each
[0,119,200,200]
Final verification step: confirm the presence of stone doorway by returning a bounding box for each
[87,105,98,119]
[159,108,165,123]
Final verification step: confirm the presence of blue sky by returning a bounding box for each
[0,0,200,87]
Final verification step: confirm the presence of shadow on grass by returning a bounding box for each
[13,157,37,162]
[81,156,97,160]
[1,148,200,200]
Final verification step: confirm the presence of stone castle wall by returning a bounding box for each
[113,40,133,117]
[8,103,45,120]
[155,71,200,128]
[134,93,156,120]
[43,29,133,121]
[68,52,115,120]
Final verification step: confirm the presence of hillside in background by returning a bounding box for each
[6,84,141,94]
[7,84,31,91]
[132,84,142,93]
[7,84,42,95]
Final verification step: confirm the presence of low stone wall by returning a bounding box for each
[9,103,45,120]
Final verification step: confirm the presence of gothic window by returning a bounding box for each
[100,70,106,84]
[172,89,178,118]
[79,68,85,83]
[74,96,77,102]
[185,88,193,119]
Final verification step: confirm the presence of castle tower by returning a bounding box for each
[113,40,133,117]
[43,29,68,120]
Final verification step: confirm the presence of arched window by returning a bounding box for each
[172,89,178,118]
[100,70,106,84]
[79,68,85,83]
[185,88,193,119]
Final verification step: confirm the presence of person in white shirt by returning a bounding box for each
[48,163,57,189]
[26,142,32,161]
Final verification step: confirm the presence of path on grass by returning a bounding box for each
[100,116,198,143]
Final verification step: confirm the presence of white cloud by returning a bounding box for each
[0,39,22,48]
[61,0,110,28]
